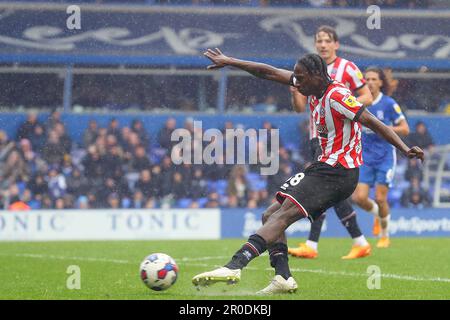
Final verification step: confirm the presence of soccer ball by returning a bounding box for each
[140,253,178,291]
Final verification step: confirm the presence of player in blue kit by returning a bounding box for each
[352,67,410,248]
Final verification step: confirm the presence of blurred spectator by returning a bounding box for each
[17,112,41,141]
[407,122,434,152]
[30,124,46,153]
[205,154,230,181]
[404,158,423,182]
[8,195,31,211]
[131,190,146,209]
[47,167,67,200]
[82,145,104,181]
[401,177,431,208]
[107,118,122,142]
[189,168,207,199]
[131,145,151,172]
[0,130,11,153]
[383,67,399,97]
[28,174,49,202]
[131,119,150,150]
[107,193,121,209]
[135,169,158,199]
[98,177,120,207]
[158,117,177,151]
[42,130,66,165]
[205,192,220,208]
[76,196,90,209]
[171,171,188,200]
[19,138,45,174]
[55,197,66,210]
[54,123,72,153]
[41,194,53,209]
[145,197,157,208]
[45,109,63,132]
[227,165,249,207]
[66,168,89,198]
[159,155,175,197]
[103,145,124,178]
[61,154,74,177]
[83,120,99,147]
[0,150,29,190]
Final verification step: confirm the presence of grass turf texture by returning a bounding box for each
[0,238,449,300]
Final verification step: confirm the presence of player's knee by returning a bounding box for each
[352,192,364,205]
[375,194,388,206]
[266,210,290,230]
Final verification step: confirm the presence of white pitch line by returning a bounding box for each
[286,267,450,283]
[3,253,450,284]
[0,253,132,265]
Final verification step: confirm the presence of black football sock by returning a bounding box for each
[225,234,267,270]
[308,213,326,242]
[334,200,362,238]
[269,243,291,280]
[341,212,362,238]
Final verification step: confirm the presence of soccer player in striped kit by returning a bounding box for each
[289,25,374,260]
[193,49,423,294]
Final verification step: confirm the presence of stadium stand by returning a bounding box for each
[0,112,439,210]
[0,2,449,210]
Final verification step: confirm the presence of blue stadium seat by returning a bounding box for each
[197,197,208,208]
[177,198,192,208]
[252,179,267,191]
[207,180,218,191]
[216,180,228,190]
[247,172,260,181]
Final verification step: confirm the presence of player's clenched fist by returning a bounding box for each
[406,146,425,161]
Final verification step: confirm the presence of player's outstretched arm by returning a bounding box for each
[289,87,307,113]
[203,48,292,85]
[358,109,424,161]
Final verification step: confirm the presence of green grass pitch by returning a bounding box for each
[0,238,449,300]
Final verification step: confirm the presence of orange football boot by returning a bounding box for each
[377,237,390,248]
[288,243,318,259]
[372,217,381,237]
[341,244,371,260]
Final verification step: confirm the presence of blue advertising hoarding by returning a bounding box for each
[0,4,449,69]
[221,208,450,238]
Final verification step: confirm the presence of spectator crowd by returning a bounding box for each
[0,111,436,210]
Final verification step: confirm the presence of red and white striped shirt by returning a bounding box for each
[309,81,364,169]
[309,57,365,139]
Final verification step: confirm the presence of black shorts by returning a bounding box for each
[310,138,322,162]
[275,162,359,222]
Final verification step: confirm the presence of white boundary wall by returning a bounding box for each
[0,209,221,241]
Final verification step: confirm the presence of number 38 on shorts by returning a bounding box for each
[280,173,305,190]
